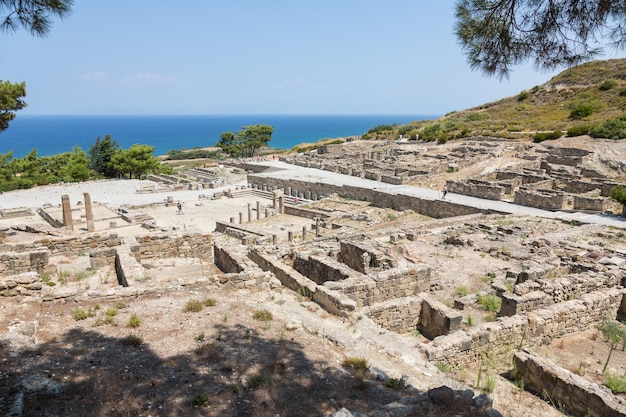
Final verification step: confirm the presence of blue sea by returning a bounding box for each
[0,114,435,158]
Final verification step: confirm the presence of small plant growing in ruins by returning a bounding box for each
[121,334,143,346]
[466,315,475,326]
[191,392,211,407]
[456,286,468,297]
[57,270,69,286]
[500,245,511,258]
[195,332,205,342]
[604,372,626,394]
[184,300,204,313]
[104,308,117,325]
[342,357,370,378]
[73,307,90,321]
[505,282,515,293]
[484,374,497,393]
[127,314,141,328]
[75,269,92,281]
[253,309,273,322]
[247,374,271,390]
[195,342,221,360]
[42,273,56,286]
[203,298,216,306]
[478,294,502,312]
[115,301,127,309]
[384,377,406,390]
[435,361,453,373]
[600,318,626,373]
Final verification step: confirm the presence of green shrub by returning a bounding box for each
[121,335,143,346]
[253,309,273,321]
[566,125,592,137]
[533,130,562,143]
[517,91,529,101]
[569,103,594,120]
[342,357,369,378]
[435,361,453,373]
[384,377,406,390]
[247,374,271,390]
[73,308,90,321]
[478,294,502,312]
[599,80,616,91]
[127,314,141,328]
[203,298,216,307]
[604,372,626,394]
[184,300,204,313]
[191,392,211,407]
[590,118,626,139]
[456,286,468,297]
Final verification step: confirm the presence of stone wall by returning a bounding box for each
[213,244,245,273]
[337,241,388,273]
[446,179,505,201]
[501,271,623,316]
[0,272,42,297]
[323,265,432,307]
[292,254,352,284]
[0,250,49,275]
[418,295,463,339]
[130,233,213,261]
[573,195,610,212]
[0,233,123,256]
[514,188,566,210]
[423,288,625,366]
[513,350,626,417]
[364,297,422,333]
[248,175,505,219]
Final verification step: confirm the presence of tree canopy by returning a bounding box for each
[89,134,120,178]
[1,0,73,37]
[110,144,161,179]
[455,0,626,79]
[216,124,273,158]
[0,80,26,133]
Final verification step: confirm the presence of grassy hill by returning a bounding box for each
[365,58,626,143]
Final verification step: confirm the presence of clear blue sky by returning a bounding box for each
[3,1,622,115]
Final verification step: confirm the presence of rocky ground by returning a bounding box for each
[1,136,626,416]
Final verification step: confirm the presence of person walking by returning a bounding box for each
[441,184,448,199]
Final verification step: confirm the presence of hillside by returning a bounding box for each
[364,59,626,142]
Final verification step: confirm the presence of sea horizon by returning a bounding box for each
[0,114,437,158]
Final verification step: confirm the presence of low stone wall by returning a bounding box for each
[248,249,356,317]
[0,233,123,256]
[446,179,504,201]
[365,296,422,333]
[130,233,213,261]
[573,195,610,212]
[513,350,626,417]
[323,265,432,307]
[418,295,463,339]
[338,240,388,273]
[423,288,625,366]
[0,250,49,275]
[283,205,329,220]
[514,188,566,210]
[292,254,352,284]
[248,175,505,220]
[0,272,42,297]
[214,244,247,273]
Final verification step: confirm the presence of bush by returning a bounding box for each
[191,392,211,407]
[73,308,90,321]
[604,372,626,394]
[590,118,626,139]
[533,130,562,143]
[478,294,502,312]
[566,125,592,137]
[517,91,529,101]
[184,300,204,313]
[342,357,369,378]
[599,80,616,91]
[569,104,594,120]
[253,309,273,321]
[121,335,143,346]
[127,314,141,328]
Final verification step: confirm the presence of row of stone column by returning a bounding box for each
[61,193,95,232]
[252,184,324,201]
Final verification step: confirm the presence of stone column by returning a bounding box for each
[248,203,252,222]
[288,231,293,242]
[83,192,95,232]
[316,218,321,237]
[278,195,285,214]
[61,195,73,231]
[272,234,277,245]
[302,226,307,240]
[256,201,260,220]
[239,212,243,224]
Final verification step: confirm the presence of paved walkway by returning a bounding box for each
[253,160,626,229]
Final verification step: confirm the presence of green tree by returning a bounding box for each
[609,186,626,217]
[601,318,626,374]
[110,144,160,179]
[89,134,120,178]
[0,80,27,132]
[217,124,273,158]
[1,0,73,36]
[455,0,626,79]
